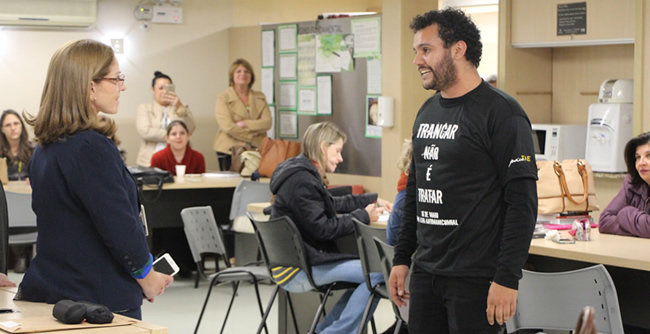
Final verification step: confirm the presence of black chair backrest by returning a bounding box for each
[247,213,318,290]
[352,218,386,292]
[0,183,7,274]
[374,236,408,323]
[373,237,395,284]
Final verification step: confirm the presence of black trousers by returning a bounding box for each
[216,153,232,172]
[408,264,503,334]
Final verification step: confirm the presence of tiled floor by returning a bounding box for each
[7,268,397,333]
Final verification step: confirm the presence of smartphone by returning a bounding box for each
[153,253,179,276]
[552,238,576,244]
[139,204,149,236]
[165,83,175,93]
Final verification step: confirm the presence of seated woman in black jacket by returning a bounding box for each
[269,121,391,334]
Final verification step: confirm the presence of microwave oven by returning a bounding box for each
[531,124,587,161]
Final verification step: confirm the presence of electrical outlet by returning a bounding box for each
[111,39,124,54]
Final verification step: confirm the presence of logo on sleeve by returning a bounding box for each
[508,155,531,167]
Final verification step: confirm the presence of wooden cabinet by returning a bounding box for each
[511,0,634,47]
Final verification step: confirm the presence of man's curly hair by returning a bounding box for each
[410,8,482,68]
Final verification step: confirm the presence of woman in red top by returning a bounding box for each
[150,120,205,175]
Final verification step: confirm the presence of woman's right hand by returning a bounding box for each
[365,203,384,222]
[137,270,174,302]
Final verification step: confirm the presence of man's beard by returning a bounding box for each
[423,50,457,91]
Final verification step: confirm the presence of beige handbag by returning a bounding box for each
[240,151,262,177]
[537,159,599,214]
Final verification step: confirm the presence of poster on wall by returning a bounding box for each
[366,56,382,95]
[298,87,317,115]
[365,95,382,138]
[351,17,381,58]
[262,29,275,67]
[279,24,298,53]
[317,75,332,115]
[298,34,317,86]
[279,81,297,110]
[279,53,297,80]
[261,67,274,105]
[279,111,298,138]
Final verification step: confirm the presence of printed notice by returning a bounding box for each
[557,2,587,35]
[262,30,275,67]
[351,17,381,58]
[367,56,382,95]
[279,24,297,52]
[298,88,317,115]
[279,111,298,138]
[298,34,317,86]
[279,81,297,110]
[261,68,274,105]
[279,53,297,80]
[317,75,332,115]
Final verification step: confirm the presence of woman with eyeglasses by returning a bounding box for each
[136,71,195,167]
[0,109,35,274]
[18,39,173,319]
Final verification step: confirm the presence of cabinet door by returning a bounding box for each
[511,0,634,47]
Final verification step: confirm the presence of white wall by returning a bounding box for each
[0,0,234,170]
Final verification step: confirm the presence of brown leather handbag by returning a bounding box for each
[257,137,301,177]
[537,159,599,214]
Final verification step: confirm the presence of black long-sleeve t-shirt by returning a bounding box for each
[393,81,538,289]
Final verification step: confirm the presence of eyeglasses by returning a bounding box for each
[102,73,126,86]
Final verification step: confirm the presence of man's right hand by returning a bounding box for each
[389,264,410,307]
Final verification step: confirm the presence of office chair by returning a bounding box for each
[506,264,624,334]
[0,183,8,274]
[352,218,387,334]
[248,213,359,334]
[5,191,38,270]
[229,179,271,234]
[180,206,271,334]
[373,237,408,333]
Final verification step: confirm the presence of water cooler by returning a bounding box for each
[585,79,634,173]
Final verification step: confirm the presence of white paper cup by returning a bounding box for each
[175,165,186,178]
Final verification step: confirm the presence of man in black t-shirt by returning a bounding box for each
[389,8,538,334]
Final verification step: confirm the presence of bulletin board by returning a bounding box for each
[261,15,382,177]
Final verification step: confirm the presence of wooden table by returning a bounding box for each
[246,202,389,228]
[3,181,31,194]
[0,287,167,333]
[529,229,650,271]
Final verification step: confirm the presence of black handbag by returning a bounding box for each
[127,167,174,203]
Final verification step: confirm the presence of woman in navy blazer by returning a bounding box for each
[17,39,173,320]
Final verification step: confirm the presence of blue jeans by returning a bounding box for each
[386,190,406,246]
[283,259,384,334]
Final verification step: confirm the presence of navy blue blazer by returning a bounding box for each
[19,130,150,312]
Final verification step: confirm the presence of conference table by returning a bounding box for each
[0,287,167,333]
[246,203,650,331]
